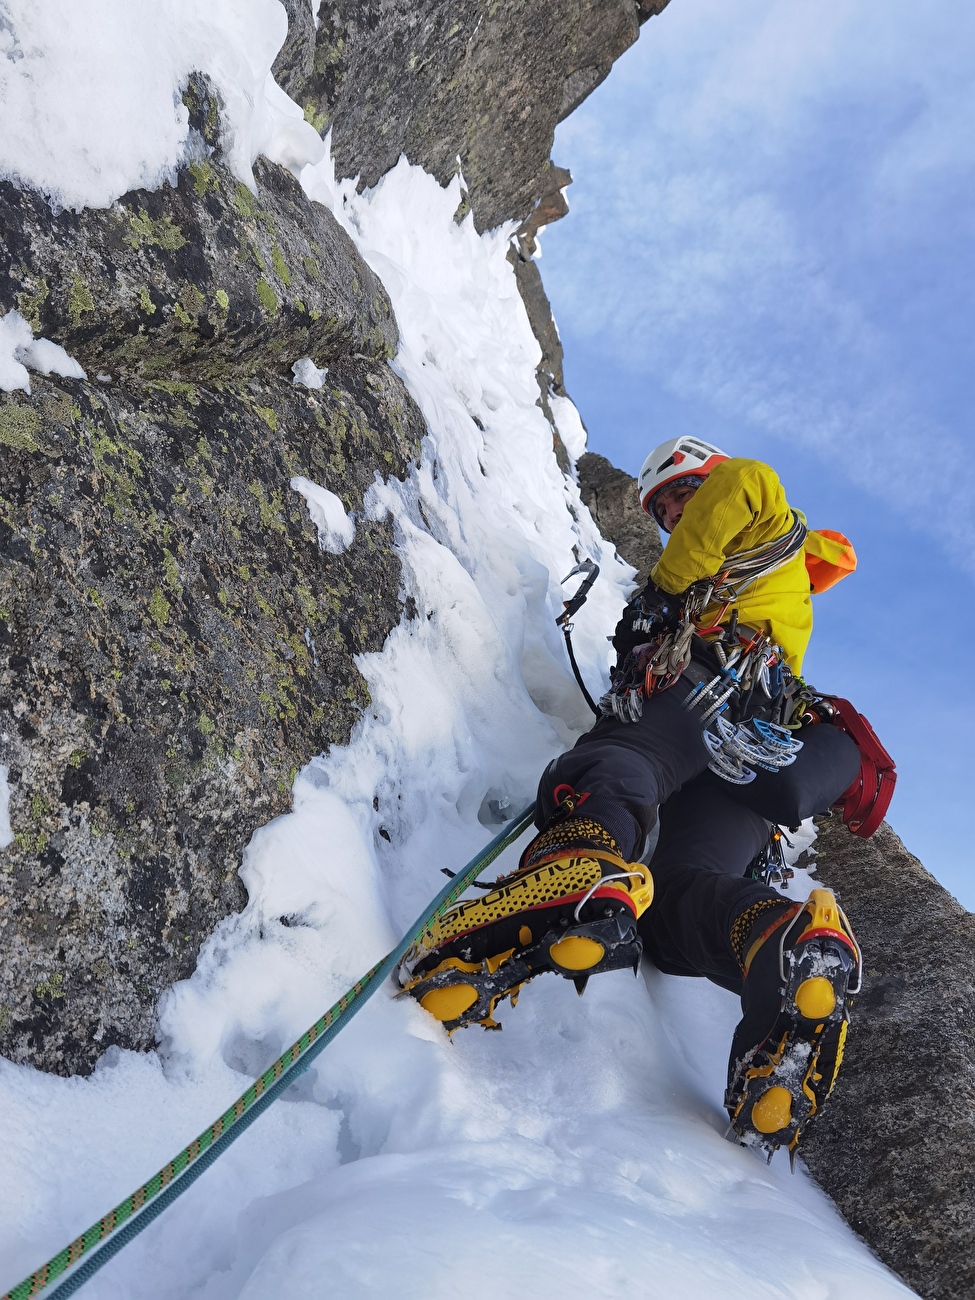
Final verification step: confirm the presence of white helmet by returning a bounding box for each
[637,437,729,521]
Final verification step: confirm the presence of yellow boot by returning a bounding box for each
[725,888,861,1161]
[398,817,653,1032]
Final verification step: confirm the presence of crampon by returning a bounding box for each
[725,888,861,1164]
[397,849,653,1032]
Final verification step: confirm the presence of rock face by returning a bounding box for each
[279,0,671,234]
[0,360,422,1074]
[803,818,975,1300]
[276,0,676,445]
[4,5,966,1289]
[577,451,662,583]
[0,7,670,1073]
[577,453,974,1300]
[0,88,425,1074]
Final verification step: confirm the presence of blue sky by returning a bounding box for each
[542,0,975,906]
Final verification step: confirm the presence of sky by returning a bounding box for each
[541,0,975,907]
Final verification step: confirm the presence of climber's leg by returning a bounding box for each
[725,888,860,1160]
[397,687,710,1032]
[637,777,775,992]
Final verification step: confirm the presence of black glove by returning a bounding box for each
[611,579,683,669]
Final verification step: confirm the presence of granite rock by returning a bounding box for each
[290,0,672,232]
[577,450,662,585]
[804,817,975,1300]
[0,155,396,386]
[0,0,665,1082]
[0,81,425,1073]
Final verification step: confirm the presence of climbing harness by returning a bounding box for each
[601,514,808,732]
[556,558,601,716]
[565,518,893,817]
[4,805,538,1300]
[675,619,801,780]
[592,513,820,789]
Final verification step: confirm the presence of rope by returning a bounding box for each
[709,513,808,603]
[4,804,538,1300]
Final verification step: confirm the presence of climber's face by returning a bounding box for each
[655,481,701,532]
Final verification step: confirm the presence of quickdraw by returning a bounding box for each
[746,827,795,888]
[601,515,808,730]
[555,543,895,835]
[701,716,804,786]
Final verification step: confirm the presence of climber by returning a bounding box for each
[400,437,881,1160]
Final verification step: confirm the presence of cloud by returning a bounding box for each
[544,0,975,567]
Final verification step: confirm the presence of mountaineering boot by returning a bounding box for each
[398,814,653,1033]
[725,888,861,1161]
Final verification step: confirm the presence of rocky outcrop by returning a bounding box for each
[1,4,662,1074]
[0,84,425,1074]
[577,453,973,1300]
[278,0,671,234]
[577,451,662,583]
[804,818,975,1300]
[0,360,422,1075]
[276,0,676,440]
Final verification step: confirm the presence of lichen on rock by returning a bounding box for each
[0,77,426,1074]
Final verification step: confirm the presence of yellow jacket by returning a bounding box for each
[650,458,856,675]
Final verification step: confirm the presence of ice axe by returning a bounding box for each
[556,559,601,716]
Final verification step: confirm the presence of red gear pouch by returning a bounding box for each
[824,697,897,838]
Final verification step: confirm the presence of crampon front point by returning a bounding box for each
[725,888,861,1164]
[397,850,653,1031]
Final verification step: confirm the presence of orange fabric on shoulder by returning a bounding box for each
[804,528,857,594]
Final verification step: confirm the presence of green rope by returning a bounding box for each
[3,804,537,1300]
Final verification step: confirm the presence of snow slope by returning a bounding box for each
[0,0,322,209]
[0,14,913,1298]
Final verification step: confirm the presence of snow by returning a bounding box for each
[291,357,329,389]
[0,14,912,1296]
[0,311,32,393]
[289,476,355,554]
[0,0,324,211]
[0,765,13,850]
[0,310,86,394]
[22,334,86,382]
[552,391,588,461]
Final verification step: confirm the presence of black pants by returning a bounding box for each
[535,682,860,995]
